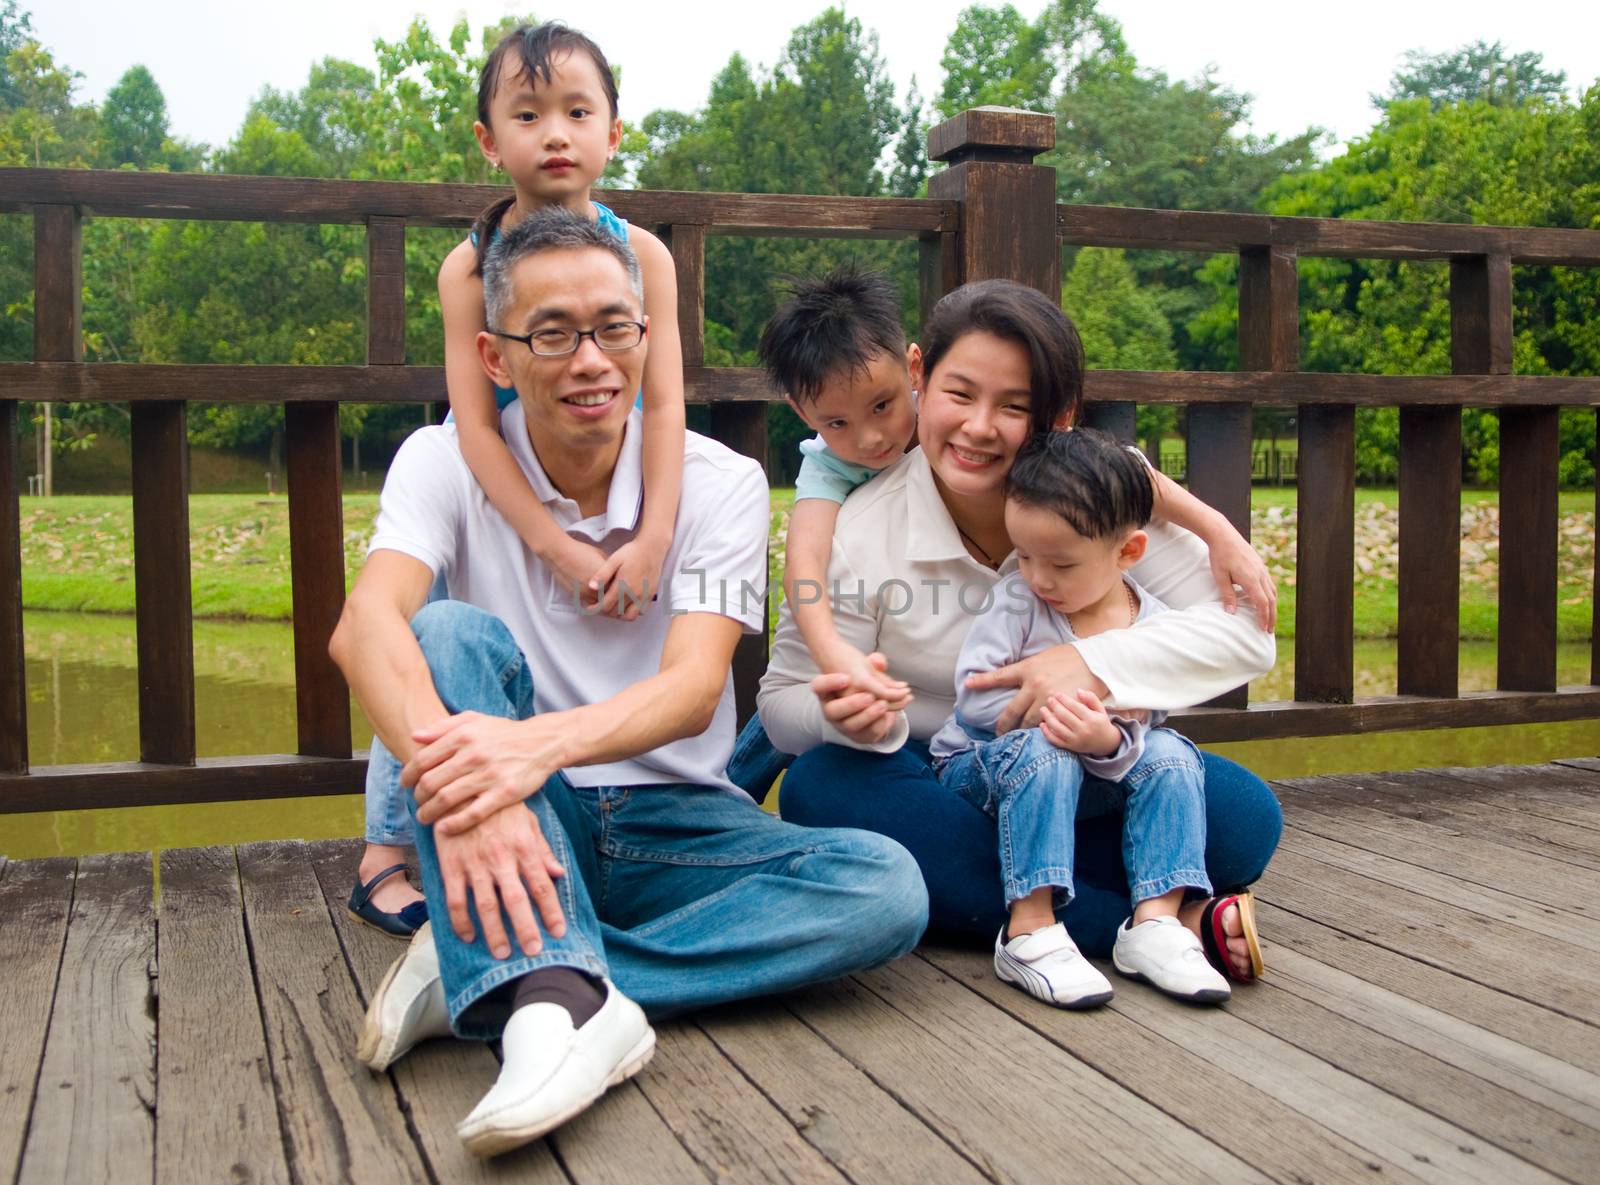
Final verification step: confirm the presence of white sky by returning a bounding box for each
[31,0,1600,156]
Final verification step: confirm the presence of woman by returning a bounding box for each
[757,280,1281,975]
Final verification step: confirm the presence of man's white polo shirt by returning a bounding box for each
[368,404,768,795]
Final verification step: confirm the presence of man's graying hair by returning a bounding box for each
[482,207,644,330]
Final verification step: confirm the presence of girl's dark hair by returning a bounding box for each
[1005,428,1153,540]
[919,280,1083,436]
[470,23,620,275]
[758,263,907,404]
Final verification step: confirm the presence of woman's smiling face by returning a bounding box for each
[914,330,1036,498]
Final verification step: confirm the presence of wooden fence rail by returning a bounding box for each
[1,105,1597,814]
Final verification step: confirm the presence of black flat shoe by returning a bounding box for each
[348,863,429,938]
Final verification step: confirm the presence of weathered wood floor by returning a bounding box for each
[6,759,1600,1185]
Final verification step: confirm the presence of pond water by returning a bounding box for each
[5,610,1597,859]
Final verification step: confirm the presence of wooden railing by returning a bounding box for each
[1,106,1597,814]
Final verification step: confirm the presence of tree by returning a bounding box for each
[1190,84,1600,485]
[936,4,1054,118]
[1375,40,1568,111]
[1061,247,1177,456]
[100,65,168,167]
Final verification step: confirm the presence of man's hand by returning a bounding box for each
[589,531,668,621]
[1039,690,1122,756]
[434,802,567,959]
[405,711,569,834]
[1202,529,1277,632]
[964,644,1109,733]
[810,652,910,746]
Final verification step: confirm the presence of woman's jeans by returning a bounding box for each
[383,600,929,1035]
[780,733,1281,959]
[935,726,1211,909]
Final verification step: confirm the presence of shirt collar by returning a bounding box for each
[499,402,644,541]
[903,448,977,562]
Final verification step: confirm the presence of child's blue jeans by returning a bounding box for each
[934,726,1212,910]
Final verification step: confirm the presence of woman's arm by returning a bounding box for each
[966,525,1275,730]
[1150,467,1276,630]
[439,242,605,599]
[588,228,685,618]
[758,537,910,755]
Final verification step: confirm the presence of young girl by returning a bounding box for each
[349,23,686,934]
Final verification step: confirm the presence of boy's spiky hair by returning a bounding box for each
[1006,428,1153,540]
[758,264,906,405]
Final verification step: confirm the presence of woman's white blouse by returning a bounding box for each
[756,447,1276,756]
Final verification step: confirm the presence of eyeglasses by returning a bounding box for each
[490,321,646,357]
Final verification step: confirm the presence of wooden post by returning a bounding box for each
[1453,255,1557,693]
[131,402,197,764]
[669,222,769,725]
[927,107,1059,296]
[0,400,22,774]
[285,403,350,758]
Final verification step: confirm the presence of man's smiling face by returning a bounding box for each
[482,244,647,458]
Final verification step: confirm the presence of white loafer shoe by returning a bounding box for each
[994,923,1114,1009]
[1112,915,1231,1003]
[457,978,656,1158]
[357,921,453,1070]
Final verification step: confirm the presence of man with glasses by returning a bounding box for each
[330,207,927,1159]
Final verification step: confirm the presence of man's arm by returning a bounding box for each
[405,610,744,833]
[329,548,445,763]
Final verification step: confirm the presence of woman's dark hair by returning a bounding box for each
[470,23,620,275]
[919,280,1083,436]
[1005,428,1153,540]
[758,263,907,404]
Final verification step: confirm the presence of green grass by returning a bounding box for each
[19,488,1595,642]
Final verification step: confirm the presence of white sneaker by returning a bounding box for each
[457,978,656,1158]
[994,923,1114,1009]
[1112,916,1232,1003]
[356,921,453,1071]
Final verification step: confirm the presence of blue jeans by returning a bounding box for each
[725,714,792,804]
[936,726,1211,908]
[780,736,1281,959]
[395,600,929,1036]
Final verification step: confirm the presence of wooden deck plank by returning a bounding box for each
[0,858,74,1185]
[18,854,155,1185]
[1434,764,1600,831]
[1275,777,1600,917]
[1233,968,1600,1181]
[632,1021,852,1185]
[1260,848,1600,1024]
[697,997,995,1185]
[302,839,569,1184]
[1264,944,1600,1130]
[236,841,429,1185]
[1258,903,1600,1074]
[1321,771,1600,868]
[1105,971,1567,1185]
[794,956,1269,1184]
[917,946,1434,1185]
[155,847,289,1185]
[546,1083,707,1185]
[1275,829,1600,951]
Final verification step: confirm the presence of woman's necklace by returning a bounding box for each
[1067,581,1138,636]
[955,522,1002,570]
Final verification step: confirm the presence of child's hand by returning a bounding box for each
[1204,531,1277,632]
[590,534,668,622]
[1039,690,1122,757]
[546,537,609,611]
[820,642,912,711]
